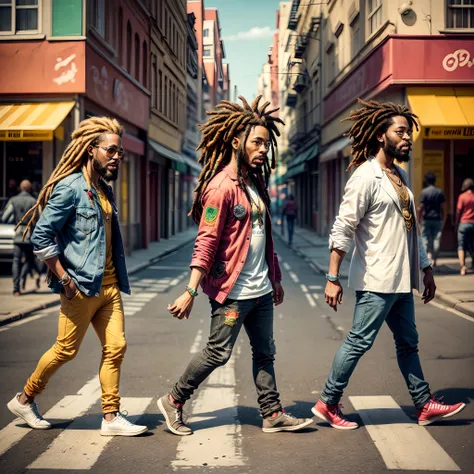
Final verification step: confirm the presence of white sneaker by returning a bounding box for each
[100,412,148,437]
[7,393,51,429]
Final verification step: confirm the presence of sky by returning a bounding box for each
[205,0,282,103]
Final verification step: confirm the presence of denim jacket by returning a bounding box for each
[31,172,130,296]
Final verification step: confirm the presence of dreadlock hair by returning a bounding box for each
[190,95,284,223]
[343,98,419,170]
[17,116,124,239]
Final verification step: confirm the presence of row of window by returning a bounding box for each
[151,55,185,128]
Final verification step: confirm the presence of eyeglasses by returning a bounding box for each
[94,145,125,159]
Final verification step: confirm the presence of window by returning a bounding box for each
[142,41,148,87]
[447,0,474,29]
[134,33,140,80]
[91,0,105,36]
[351,13,362,58]
[118,8,123,64]
[126,21,132,73]
[203,48,211,57]
[0,0,40,34]
[52,0,82,37]
[152,55,157,108]
[164,76,168,117]
[158,70,162,111]
[326,44,336,86]
[203,28,209,37]
[367,0,382,36]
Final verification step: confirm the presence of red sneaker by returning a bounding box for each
[311,399,359,430]
[417,397,466,426]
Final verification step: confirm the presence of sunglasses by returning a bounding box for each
[94,145,125,159]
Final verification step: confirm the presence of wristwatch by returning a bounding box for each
[326,273,341,282]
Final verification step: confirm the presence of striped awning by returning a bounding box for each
[0,102,75,141]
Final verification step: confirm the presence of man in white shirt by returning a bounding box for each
[311,99,465,430]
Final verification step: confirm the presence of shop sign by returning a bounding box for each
[0,130,53,141]
[423,150,444,191]
[442,49,474,73]
[423,127,474,139]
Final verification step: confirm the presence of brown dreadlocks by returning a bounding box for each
[343,98,419,170]
[17,116,124,238]
[190,95,284,223]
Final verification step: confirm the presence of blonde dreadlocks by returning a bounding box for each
[343,98,419,170]
[190,95,284,223]
[17,116,124,239]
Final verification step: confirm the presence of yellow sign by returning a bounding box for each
[423,150,444,191]
[423,127,474,140]
[0,130,53,141]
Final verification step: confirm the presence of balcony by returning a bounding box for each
[285,92,297,107]
[293,74,308,93]
[294,35,309,59]
[288,0,301,30]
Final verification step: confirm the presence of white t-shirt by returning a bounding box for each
[228,184,273,300]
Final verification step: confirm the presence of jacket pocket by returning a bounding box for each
[76,207,98,235]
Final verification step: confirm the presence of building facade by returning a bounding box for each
[277,0,474,251]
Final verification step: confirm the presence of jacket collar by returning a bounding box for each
[367,156,402,212]
[223,164,239,185]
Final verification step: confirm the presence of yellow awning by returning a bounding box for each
[0,102,75,141]
[407,88,474,127]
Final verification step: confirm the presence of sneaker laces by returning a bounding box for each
[30,402,44,420]
[115,411,134,426]
[428,396,448,410]
[173,404,188,425]
[332,404,346,418]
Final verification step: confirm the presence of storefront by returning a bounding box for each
[85,44,149,254]
[320,35,474,248]
[0,41,85,212]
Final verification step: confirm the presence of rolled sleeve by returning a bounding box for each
[329,175,371,253]
[190,187,230,274]
[31,183,75,253]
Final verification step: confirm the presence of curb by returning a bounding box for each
[0,235,196,328]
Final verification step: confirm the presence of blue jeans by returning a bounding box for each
[422,220,443,260]
[286,216,296,244]
[171,292,282,418]
[321,291,431,408]
[457,222,474,255]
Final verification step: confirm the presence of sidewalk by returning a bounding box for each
[276,223,474,319]
[0,227,197,327]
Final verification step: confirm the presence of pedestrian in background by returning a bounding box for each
[1,179,39,296]
[158,96,313,436]
[282,194,297,245]
[6,117,147,437]
[456,178,474,276]
[418,172,445,268]
[315,99,465,430]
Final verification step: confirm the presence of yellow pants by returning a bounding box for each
[24,283,126,414]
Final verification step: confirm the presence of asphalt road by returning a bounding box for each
[0,240,473,474]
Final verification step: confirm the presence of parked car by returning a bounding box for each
[0,222,15,263]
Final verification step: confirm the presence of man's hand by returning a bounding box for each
[63,279,79,300]
[325,280,343,312]
[168,292,195,320]
[273,282,284,306]
[422,269,436,304]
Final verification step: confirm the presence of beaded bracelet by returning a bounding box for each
[185,285,198,298]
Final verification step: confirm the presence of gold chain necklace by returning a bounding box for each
[382,168,413,232]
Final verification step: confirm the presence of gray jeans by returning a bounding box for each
[171,292,282,418]
[421,220,443,260]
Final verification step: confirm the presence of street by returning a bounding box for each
[0,240,473,474]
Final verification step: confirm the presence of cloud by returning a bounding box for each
[223,26,276,41]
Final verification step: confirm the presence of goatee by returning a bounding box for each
[383,141,410,163]
[93,157,119,182]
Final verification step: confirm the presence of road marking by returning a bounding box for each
[28,397,152,470]
[0,375,101,457]
[429,300,474,323]
[172,355,245,469]
[0,312,52,332]
[190,329,203,354]
[313,293,320,300]
[283,262,291,271]
[349,396,460,471]
[289,271,300,283]
[309,285,323,290]
[300,284,308,293]
[305,294,316,307]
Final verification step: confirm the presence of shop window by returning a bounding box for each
[367,0,382,36]
[0,0,40,34]
[203,48,211,57]
[52,0,82,37]
[134,33,140,80]
[447,0,474,29]
[126,21,132,73]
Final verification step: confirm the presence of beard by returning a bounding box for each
[383,138,411,163]
[93,156,119,181]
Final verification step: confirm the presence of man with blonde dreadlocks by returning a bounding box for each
[157,96,313,435]
[311,99,465,430]
[6,117,147,437]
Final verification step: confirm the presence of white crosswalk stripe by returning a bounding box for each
[349,396,461,471]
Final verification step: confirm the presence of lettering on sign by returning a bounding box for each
[442,49,474,72]
[424,127,474,139]
[90,65,109,99]
[113,79,129,112]
[53,54,78,85]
